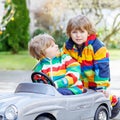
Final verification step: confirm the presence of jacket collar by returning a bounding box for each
[66,34,96,50]
[39,52,61,62]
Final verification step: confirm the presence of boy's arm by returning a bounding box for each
[54,55,83,90]
[93,39,110,90]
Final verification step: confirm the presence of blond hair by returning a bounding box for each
[66,15,96,37]
[28,34,55,60]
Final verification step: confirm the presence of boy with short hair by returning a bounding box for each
[63,14,120,118]
[28,33,83,95]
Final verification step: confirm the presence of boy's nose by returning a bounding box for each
[76,32,81,37]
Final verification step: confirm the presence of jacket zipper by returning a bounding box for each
[50,59,53,80]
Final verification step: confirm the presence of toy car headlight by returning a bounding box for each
[4,105,18,120]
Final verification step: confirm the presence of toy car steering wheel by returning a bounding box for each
[31,72,55,87]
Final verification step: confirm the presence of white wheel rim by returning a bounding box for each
[98,111,107,120]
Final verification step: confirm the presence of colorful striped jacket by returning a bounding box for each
[33,54,83,94]
[63,34,110,90]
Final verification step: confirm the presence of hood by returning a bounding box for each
[0,93,50,112]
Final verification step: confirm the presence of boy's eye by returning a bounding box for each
[80,30,85,33]
[72,31,77,33]
[51,44,55,47]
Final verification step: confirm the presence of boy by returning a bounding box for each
[63,15,120,118]
[28,33,83,95]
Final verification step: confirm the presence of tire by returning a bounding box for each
[94,106,109,120]
[35,116,51,120]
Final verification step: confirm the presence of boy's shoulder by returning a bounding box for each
[32,61,42,71]
[86,35,103,45]
[93,38,104,45]
[89,38,107,53]
[92,38,105,47]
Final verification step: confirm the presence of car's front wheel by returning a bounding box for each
[94,106,109,120]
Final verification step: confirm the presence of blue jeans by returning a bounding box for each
[57,88,74,95]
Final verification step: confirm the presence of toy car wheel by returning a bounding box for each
[35,116,51,120]
[94,105,109,120]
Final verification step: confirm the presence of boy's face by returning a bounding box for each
[70,29,89,45]
[44,41,60,58]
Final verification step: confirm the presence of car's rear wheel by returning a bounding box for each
[35,116,51,120]
[94,106,109,120]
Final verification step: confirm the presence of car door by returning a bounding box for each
[65,93,94,120]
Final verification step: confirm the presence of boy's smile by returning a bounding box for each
[70,29,89,45]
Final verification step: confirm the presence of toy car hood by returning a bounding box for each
[0,83,62,113]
